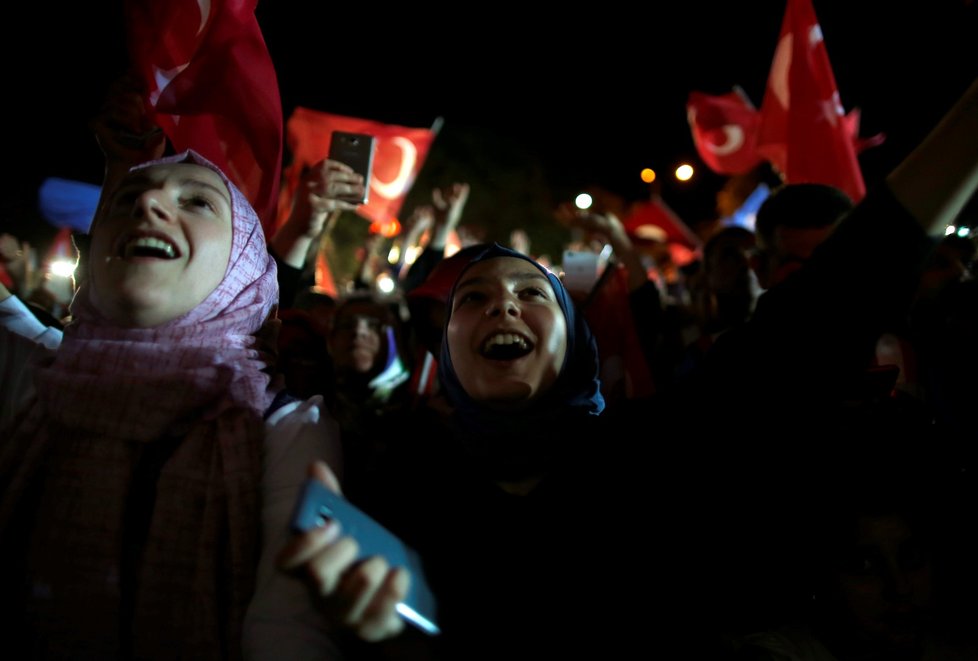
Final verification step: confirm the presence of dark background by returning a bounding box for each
[5,1,977,259]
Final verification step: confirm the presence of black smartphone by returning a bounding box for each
[327,130,375,204]
[290,478,440,636]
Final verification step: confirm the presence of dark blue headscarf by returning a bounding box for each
[437,244,604,480]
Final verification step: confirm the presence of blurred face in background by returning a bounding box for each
[752,224,835,290]
[327,300,387,375]
[822,511,934,657]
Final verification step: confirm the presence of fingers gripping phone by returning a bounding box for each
[327,131,376,205]
[290,478,440,636]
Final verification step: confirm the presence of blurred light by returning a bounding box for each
[388,244,401,264]
[957,225,971,238]
[720,182,770,232]
[674,163,694,181]
[375,272,396,294]
[640,168,656,184]
[401,245,421,267]
[370,217,401,238]
[945,225,956,236]
[575,193,592,210]
[48,258,76,278]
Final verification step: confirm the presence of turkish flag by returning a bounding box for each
[277,108,439,234]
[756,0,865,201]
[686,89,763,176]
[844,107,887,155]
[125,0,284,233]
[622,197,701,251]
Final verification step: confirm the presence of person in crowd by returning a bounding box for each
[677,76,978,640]
[889,232,978,433]
[675,224,759,382]
[748,182,854,291]
[554,202,663,402]
[274,243,700,660]
[733,465,978,660]
[317,291,413,492]
[0,233,30,298]
[1,74,346,659]
[0,147,344,660]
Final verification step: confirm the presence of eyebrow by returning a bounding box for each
[115,174,231,207]
[178,178,231,207]
[455,270,550,292]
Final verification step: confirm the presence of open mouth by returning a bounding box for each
[117,232,180,260]
[480,332,533,360]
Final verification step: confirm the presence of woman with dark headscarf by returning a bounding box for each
[277,244,662,660]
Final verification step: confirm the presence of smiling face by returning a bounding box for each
[89,162,233,327]
[445,256,568,410]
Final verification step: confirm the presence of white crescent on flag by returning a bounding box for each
[372,136,417,200]
[707,125,745,155]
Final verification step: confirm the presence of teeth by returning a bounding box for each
[123,236,176,259]
[482,333,529,353]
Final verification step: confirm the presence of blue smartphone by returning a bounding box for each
[290,478,440,636]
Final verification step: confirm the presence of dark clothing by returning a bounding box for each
[271,249,304,310]
[347,405,701,660]
[347,189,972,657]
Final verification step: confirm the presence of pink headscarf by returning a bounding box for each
[0,150,279,659]
[40,149,279,436]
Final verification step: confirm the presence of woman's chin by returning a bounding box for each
[478,384,537,411]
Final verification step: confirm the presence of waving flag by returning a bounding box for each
[277,108,440,234]
[686,88,763,175]
[756,0,865,201]
[125,0,284,232]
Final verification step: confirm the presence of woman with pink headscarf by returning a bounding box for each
[0,149,344,660]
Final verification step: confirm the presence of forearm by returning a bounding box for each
[270,216,326,270]
[605,226,649,292]
[887,77,978,234]
[0,294,63,349]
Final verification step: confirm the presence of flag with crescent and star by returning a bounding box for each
[686,87,764,176]
[125,0,284,234]
[756,0,866,201]
[277,108,441,234]
[687,0,883,195]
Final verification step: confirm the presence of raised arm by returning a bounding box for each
[886,76,978,234]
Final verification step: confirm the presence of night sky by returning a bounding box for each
[5,1,977,253]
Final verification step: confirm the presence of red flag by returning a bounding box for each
[277,108,439,235]
[622,197,701,253]
[843,107,887,154]
[125,0,284,233]
[686,88,764,175]
[756,0,865,201]
[582,264,657,402]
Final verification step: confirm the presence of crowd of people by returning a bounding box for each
[0,50,976,661]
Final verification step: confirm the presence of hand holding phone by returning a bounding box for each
[327,131,375,205]
[289,476,440,636]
